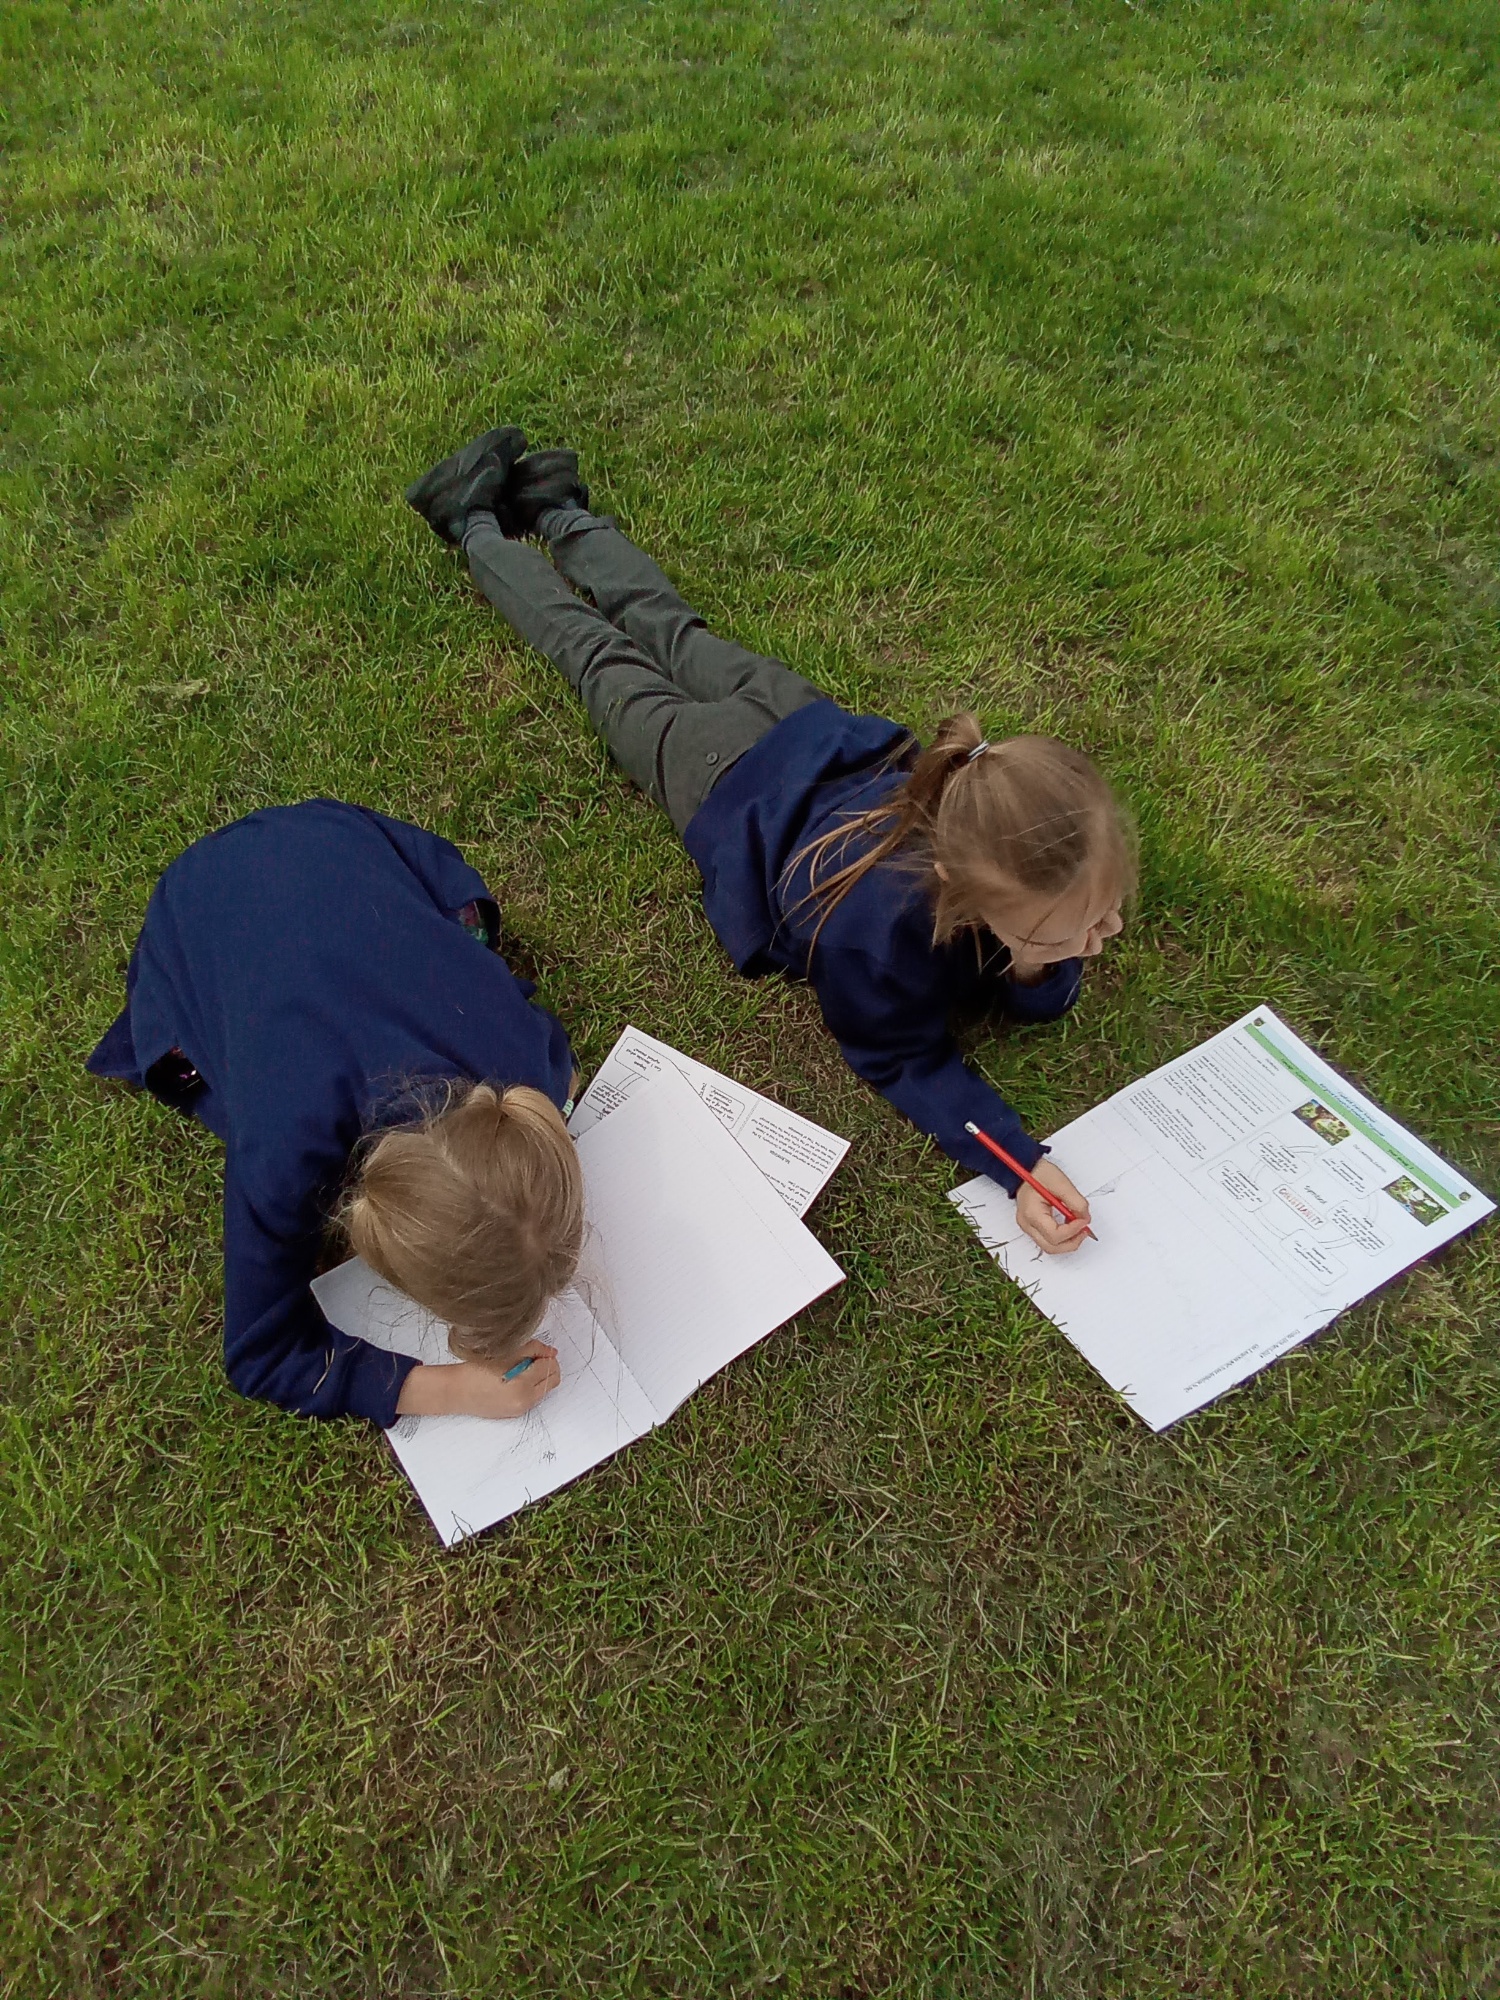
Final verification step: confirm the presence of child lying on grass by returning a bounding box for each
[88,799,580,1423]
[408,428,1133,1256]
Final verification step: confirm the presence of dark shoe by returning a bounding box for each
[499,449,591,536]
[405,426,528,544]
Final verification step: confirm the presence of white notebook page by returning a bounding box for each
[311,1255,660,1546]
[576,1063,845,1418]
[384,1287,656,1545]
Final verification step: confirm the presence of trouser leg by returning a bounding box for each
[541,507,822,725]
[463,515,789,834]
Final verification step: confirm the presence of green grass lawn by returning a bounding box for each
[4,1,1499,1992]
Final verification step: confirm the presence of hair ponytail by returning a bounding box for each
[789,715,983,950]
[791,714,1133,951]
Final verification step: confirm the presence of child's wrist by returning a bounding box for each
[396,1362,464,1418]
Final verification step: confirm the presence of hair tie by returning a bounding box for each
[965,740,991,764]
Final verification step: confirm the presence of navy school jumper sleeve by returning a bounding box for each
[683,701,1084,1192]
[87,799,576,1425]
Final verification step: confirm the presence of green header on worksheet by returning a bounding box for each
[1243,1019,1462,1209]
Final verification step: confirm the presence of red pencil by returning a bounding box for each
[964,1121,1098,1241]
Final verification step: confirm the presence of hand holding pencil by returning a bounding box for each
[964,1121,1095,1256]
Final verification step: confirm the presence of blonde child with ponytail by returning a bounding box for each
[408,427,1134,1253]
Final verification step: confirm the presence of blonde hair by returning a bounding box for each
[795,714,1135,952]
[339,1083,584,1364]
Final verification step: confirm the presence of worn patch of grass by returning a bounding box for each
[3,1,1499,1993]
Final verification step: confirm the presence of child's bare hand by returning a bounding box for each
[397,1343,561,1420]
[465,1342,561,1418]
[1015,1159,1092,1256]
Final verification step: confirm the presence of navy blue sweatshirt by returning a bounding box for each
[684,701,1082,1191]
[87,800,575,1425]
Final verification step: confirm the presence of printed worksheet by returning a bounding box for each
[314,1065,844,1545]
[950,1006,1492,1430]
[568,1025,848,1216]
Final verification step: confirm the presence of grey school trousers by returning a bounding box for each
[462,508,821,834]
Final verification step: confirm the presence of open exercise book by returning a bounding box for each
[951,1006,1493,1431]
[314,1060,845,1545]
